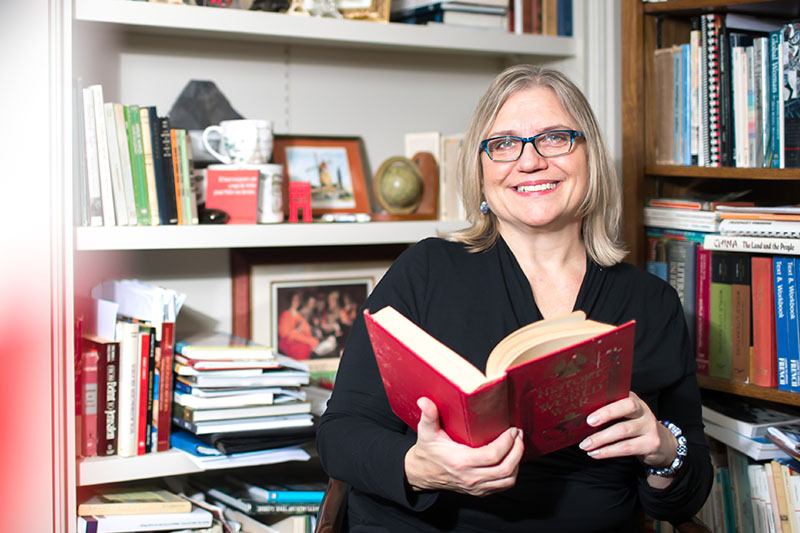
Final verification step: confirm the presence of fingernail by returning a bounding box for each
[579,438,591,450]
[586,414,599,426]
[586,449,599,457]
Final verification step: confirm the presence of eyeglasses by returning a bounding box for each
[479,130,585,162]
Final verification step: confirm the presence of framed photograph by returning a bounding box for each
[337,0,390,22]
[272,135,371,217]
[245,260,392,386]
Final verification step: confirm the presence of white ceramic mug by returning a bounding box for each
[202,119,273,165]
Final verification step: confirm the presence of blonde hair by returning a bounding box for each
[448,64,627,267]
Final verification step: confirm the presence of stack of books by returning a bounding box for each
[701,390,800,460]
[390,0,509,30]
[171,332,315,455]
[76,486,213,533]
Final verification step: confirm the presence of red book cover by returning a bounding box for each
[751,256,778,387]
[157,322,175,452]
[83,334,119,456]
[205,168,259,224]
[80,347,100,457]
[137,327,150,455]
[364,307,635,459]
[695,247,711,374]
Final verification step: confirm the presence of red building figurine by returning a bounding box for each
[289,181,312,223]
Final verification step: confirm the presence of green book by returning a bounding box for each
[709,251,733,379]
[124,104,152,226]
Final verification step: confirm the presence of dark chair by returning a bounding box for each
[314,479,711,533]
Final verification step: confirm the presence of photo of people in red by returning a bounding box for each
[276,283,366,360]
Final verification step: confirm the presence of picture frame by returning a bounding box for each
[244,260,392,386]
[337,0,391,22]
[272,135,371,217]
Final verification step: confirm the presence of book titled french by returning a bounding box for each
[364,307,635,459]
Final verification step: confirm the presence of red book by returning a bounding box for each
[695,247,712,374]
[751,256,778,387]
[79,347,100,457]
[136,326,151,455]
[363,307,635,459]
[82,334,120,456]
[205,168,259,224]
[156,322,175,452]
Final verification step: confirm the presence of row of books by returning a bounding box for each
[389,0,571,36]
[79,84,199,228]
[75,474,326,533]
[76,280,185,458]
[653,14,800,169]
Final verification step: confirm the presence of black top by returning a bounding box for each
[317,237,713,532]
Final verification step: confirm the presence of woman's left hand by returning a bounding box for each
[578,392,678,488]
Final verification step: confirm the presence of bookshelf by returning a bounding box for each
[50,1,615,531]
[621,0,800,407]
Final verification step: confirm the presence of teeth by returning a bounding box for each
[516,182,557,193]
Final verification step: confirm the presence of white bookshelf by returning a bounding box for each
[76,220,469,251]
[74,0,576,59]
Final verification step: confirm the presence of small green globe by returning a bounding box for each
[375,157,424,214]
[379,165,422,209]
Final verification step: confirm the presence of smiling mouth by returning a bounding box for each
[515,182,558,193]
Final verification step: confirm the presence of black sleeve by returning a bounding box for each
[633,280,714,523]
[315,243,439,511]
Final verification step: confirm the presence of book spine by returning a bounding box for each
[138,107,161,226]
[89,338,119,456]
[782,22,800,168]
[769,29,782,168]
[125,104,152,226]
[113,103,140,225]
[774,256,791,390]
[176,129,198,225]
[157,321,175,452]
[696,246,712,374]
[145,324,157,452]
[149,111,173,225]
[667,239,697,347]
[702,234,800,255]
[730,253,751,383]
[751,255,778,387]
[115,320,139,457]
[137,325,151,455]
[170,129,185,225]
[709,251,733,378]
[718,17,733,166]
[90,85,116,226]
[705,14,722,167]
[786,258,800,392]
[81,87,104,226]
[102,102,129,226]
[80,347,100,457]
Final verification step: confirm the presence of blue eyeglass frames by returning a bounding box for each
[479,130,585,161]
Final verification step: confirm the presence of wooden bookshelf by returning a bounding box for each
[697,375,800,407]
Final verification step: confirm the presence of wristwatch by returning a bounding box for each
[646,420,688,477]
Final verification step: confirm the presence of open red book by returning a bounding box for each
[364,307,635,458]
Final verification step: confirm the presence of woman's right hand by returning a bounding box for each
[404,397,524,497]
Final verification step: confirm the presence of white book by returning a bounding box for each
[89,84,116,226]
[439,132,464,221]
[76,506,213,533]
[702,234,800,256]
[81,86,103,227]
[178,400,311,422]
[702,394,800,437]
[102,103,129,226]
[113,103,139,225]
[114,320,140,457]
[173,390,275,409]
[719,218,800,238]
[703,421,787,461]
[176,370,310,389]
[173,413,314,435]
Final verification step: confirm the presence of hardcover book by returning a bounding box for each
[363,306,635,458]
[77,487,191,516]
[76,506,212,533]
[751,256,778,387]
[82,334,119,456]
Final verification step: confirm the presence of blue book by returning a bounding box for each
[774,256,791,390]
[171,429,223,456]
[786,258,800,391]
[682,43,692,165]
[556,0,572,36]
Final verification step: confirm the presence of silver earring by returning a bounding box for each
[480,200,489,214]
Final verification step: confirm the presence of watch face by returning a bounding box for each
[374,156,424,214]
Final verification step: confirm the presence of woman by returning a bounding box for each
[317,65,712,531]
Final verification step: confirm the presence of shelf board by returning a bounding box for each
[644,164,800,180]
[75,220,469,251]
[78,449,203,485]
[74,0,576,59]
[697,375,800,407]
[642,0,800,18]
